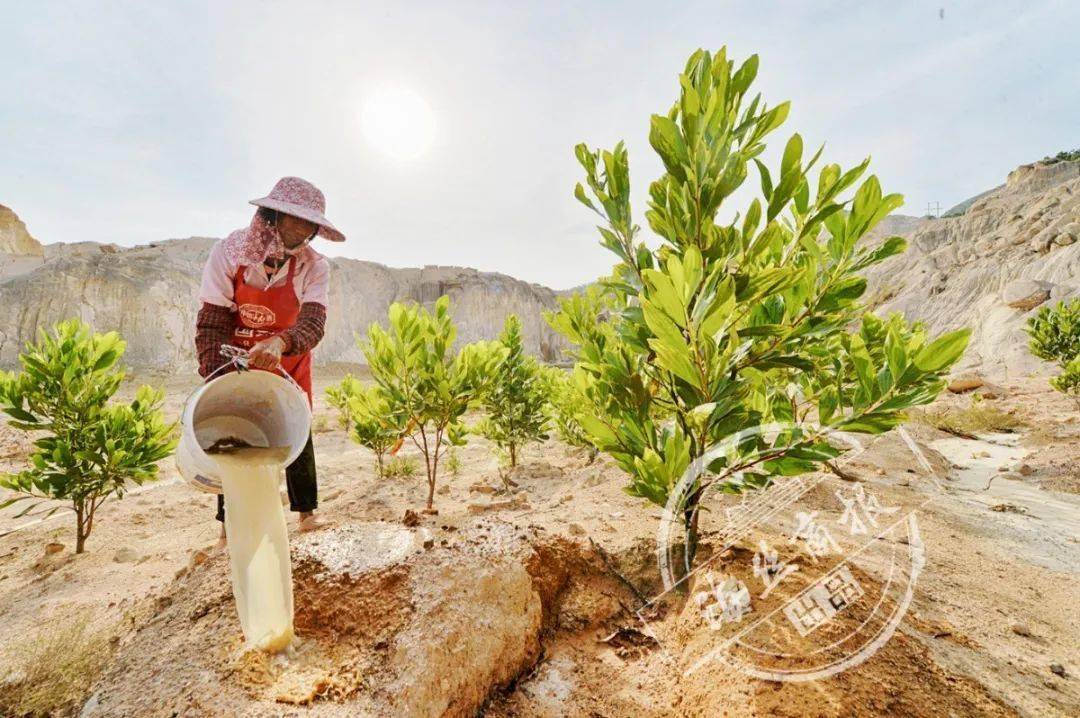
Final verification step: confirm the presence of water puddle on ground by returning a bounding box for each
[929,432,1079,571]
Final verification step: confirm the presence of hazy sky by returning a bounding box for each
[2,1,1077,288]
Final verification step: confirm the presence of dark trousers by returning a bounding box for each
[215,434,318,522]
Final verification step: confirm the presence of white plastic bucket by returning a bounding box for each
[177,370,311,494]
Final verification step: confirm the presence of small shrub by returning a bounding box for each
[325,373,363,430]
[475,315,549,468]
[539,364,595,453]
[0,614,111,718]
[326,377,409,477]
[917,395,1022,435]
[445,449,462,478]
[311,413,334,434]
[384,455,418,479]
[0,320,176,553]
[1027,299,1080,408]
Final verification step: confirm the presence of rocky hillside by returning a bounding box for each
[0,205,45,280]
[864,159,1080,379]
[0,227,567,370]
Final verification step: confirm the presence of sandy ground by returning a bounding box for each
[0,368,1076,716]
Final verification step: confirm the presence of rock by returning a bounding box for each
[0,204,44,256]
[1010,623,1034,637]
[78,692,101,718]
[1050,663,1068,678]
[1002,279,1053,310]
[436,485,450,495]
[568,523,587,536]
[468,496,531,513]
[113,547,141,563]
[402,509,421,527]
[469,483,498,495]
[948,375,985,393]
[1018,464,1036,476]
[422,538,435,549]
[44,542,65,555]
[188,549,210,568]
[991,503,1028,514]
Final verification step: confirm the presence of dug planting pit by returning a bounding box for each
[83,521,627,717]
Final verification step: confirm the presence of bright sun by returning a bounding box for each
[360,85,436,162]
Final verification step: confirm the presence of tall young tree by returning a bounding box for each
[361,296,505,511]
[548,48,969,564]
[477,315,549,469]
[0,320,176,553]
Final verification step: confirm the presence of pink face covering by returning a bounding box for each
[221,210,287,266]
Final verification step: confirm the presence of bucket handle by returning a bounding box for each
[186,345,307,406]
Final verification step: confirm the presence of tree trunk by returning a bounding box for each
[75,503,86,554]
[376,451,386,478]
[681,494,702,582]
[509,443,517,468]
[426,437,441,510]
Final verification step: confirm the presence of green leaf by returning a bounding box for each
[912,329,971,373]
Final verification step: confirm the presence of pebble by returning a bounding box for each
[568,523,587,536]
[44,542,65,555]
[113,547,140,563]
[1018,464,1036,476]
[1010,623,1034,637]
[1050,663,1067,678]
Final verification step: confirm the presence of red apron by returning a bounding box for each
[230,257,313,404]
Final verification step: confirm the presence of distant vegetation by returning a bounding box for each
[1027,298,1080,409]
[1041,149,1080,164]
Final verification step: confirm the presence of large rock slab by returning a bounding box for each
[86,522,549,717]
[84,521,629,718]
[1002,278,1052,310]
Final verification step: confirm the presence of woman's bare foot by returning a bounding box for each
[298,513,330,533]
[213,528,227,552]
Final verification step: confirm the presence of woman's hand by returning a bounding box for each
[248,336,286,370]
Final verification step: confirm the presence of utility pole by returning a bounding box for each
[925,201,941,218]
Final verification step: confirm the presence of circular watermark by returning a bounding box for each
[639,422,940,682]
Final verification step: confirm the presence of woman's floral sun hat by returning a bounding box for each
[249,176,345,243]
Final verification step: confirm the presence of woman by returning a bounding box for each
[195,176,343,545]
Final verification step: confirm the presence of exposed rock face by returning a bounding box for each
[0,205,43,256]
[0,236,568,369]
[864,160,1080,379]
[0,205,46,281]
